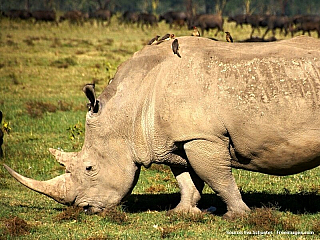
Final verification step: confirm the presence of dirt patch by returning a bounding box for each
[1,216,31,237]
[99,207,128,224]
[54,206,83,222]
[25,100,73,118]
[244,207,299,231]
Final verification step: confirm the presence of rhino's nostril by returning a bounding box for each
[82,204,90,213]
[86,166,92,171]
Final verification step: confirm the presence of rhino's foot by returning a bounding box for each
[223,205,251,220]
[169,166,204,216]
[167,204,202,215]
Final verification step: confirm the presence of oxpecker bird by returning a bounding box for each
[172,39,181,58]
[159,33,171,41]
[147,35,160,45]
[225,31,233,43]
[83,83,99,113]
[156,33,175,45]
[192,26,200,37]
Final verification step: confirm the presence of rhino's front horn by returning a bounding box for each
[3,164,76,205]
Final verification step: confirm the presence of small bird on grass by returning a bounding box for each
[147,35,160,45]
[172,39,181,58]
[192,26,200,37]
[225,31,233,43]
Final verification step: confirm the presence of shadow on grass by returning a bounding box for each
[2,192,319,216]
[124,191,320,215]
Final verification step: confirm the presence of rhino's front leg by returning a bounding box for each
[184,139,251,219]
[169,166,204,214]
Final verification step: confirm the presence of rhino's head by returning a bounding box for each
[4,84,141,213]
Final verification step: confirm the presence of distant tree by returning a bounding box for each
[185,0,195,19]
[244,0,252,14]
[151,0,159,14]
[44,0,55,10]
[217,0,227,14]
[0,0,319,16]
[202,0,228,14]
[25,0,30,10]
[280,0,289,15]
[205,0,214,13]
[96,0,110,9]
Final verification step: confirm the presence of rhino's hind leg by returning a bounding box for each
[169,166,204,214]
[184,139,250,219]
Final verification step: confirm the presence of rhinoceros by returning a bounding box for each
[4,36,320,219]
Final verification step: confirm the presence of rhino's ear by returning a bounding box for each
[83,84,99,113]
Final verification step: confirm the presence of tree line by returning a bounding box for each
[1,0,319,16]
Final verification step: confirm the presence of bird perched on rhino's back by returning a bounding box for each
[225,31,233,42]
[147,35,160,45]
[192,26,200,37]
[172,39,181,58]
[156,33,175,45]
[83,83,99,113]
[159,33,172,41]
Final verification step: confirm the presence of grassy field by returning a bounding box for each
[0,16,320,239]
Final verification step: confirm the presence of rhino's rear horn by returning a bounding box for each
[49,148,76,170]
[83,84,99,113]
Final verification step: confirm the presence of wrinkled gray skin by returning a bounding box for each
[4,36,320,219]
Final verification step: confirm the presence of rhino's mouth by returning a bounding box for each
[78,202,104,214]
[75,193,122,214]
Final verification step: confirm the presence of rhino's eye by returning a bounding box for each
[84,163,99,176]
[86,166,92,171]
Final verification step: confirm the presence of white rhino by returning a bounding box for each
[4,36,320,219]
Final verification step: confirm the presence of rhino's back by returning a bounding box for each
[110,36,320,131]
[137,36,320,116]
[130,36,320,106]
[106,36,320,111]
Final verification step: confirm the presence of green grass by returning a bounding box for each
[0,17,320,239]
